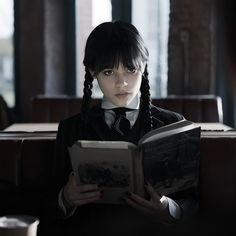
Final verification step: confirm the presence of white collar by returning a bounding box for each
[101,94,140,110]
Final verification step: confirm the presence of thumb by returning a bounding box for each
[68,171,76,185]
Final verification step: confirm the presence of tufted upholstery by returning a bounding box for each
[30,95,223,123]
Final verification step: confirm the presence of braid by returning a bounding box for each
[140,64,153,133]
[81,67,94,114]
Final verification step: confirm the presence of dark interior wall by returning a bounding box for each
[14,0,75,122]
[214,0,236,126]
[216,0,236,65]
[13,0,235,125]
[14,0,45,122]
[168,0,216,95]
[44,0,66,95]
[168,0,236,126]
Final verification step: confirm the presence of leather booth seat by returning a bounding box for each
[1,130,236,234]
[0,133,56,217]
[31,95,223,123]
[200,135,236,214]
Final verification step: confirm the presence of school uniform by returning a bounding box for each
[44,100,198,236]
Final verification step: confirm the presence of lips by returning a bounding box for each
[115,92,131,96]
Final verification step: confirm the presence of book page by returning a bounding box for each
[141,126,201,195]
[68,142,137,204]
[138,119,199,145]
[196,122,232,131]
[76,140,136,149]
[201,130,236,137]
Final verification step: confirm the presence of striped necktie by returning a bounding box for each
[111,108,133,136]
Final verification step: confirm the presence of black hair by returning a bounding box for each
[81,21,153,133]
[140,64,153,132]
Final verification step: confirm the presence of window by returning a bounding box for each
[132,0,170,97]
[0,0,14,107]
[76,0,112,97]
[75,0,169,98]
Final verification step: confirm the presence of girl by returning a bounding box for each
[51,21,197,235]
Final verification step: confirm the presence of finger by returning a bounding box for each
[74,195,102,206]
[125,196,151,215]
[144,184,162,203]
[145,180,162,196]
[67,172,75,184]
[70,189,102,204]
[125,194,168,220]
[78,189,102,201]
[126,192,154,211]
[126,195,173,225]
[66,183,100,199]
[78,184,100,193]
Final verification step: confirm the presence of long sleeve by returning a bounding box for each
[58,188,77,217]
[47,117,81,220]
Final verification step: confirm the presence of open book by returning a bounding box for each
[68,120,201,204]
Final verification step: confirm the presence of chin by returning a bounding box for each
[112,100,130,107]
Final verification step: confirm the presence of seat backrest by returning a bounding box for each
[0,133,57,188]
[152,95,223,123]
[31,96,101,122]
[0,139,22,187]
[21,138,56,188]
[199,134,236,218]
[31,95,223,123]
[0,133,56,216]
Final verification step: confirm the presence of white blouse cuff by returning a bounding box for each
[165,196,182,219]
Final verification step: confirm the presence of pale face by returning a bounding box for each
[94,63,144,107]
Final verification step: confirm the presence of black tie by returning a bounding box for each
[111,108,133,136]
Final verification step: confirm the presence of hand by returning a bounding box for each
[124,182,174,224]
[63,172,102,208]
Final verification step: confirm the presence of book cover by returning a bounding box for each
[68,120,201,204]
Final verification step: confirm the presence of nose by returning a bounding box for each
[115,75,128,88]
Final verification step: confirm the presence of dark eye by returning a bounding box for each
[102,69,113,76]
[127,66,137,73]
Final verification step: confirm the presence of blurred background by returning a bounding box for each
[0,0,236,127]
